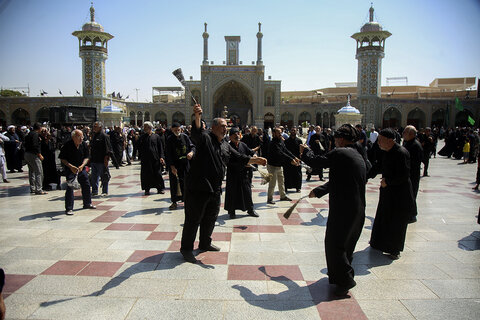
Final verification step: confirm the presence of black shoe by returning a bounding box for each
[333,281,356,296]
[180,250,197,263]
[169,202,177,210]
[157,189,165,194]
[280,196,292,201]
[388,252,401,260]
[145,190,150,195]
[320,178,325,181]
[3,179,10,183]
[229,211,236,219]
[267,199,275,205]
[83,204,96,209]
[198,244,220,252]
[9,170,15,173]
[306,175,311,181]
[18,169,23,172]
[407,216,417,224]
[247,210,259,217]
[296,189,301,193]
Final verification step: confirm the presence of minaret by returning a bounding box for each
[256,22,263,65]
[72,4,113,100]
[202,23,209,65]
[351,5,391,127]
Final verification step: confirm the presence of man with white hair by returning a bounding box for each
[59,129,96,215]
[0,127,10,183]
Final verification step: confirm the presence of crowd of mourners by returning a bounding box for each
[0,114,479,297]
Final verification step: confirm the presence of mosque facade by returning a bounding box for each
[0,5,478,130]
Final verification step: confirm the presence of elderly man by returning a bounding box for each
[138,121,166,195]
[301,124,367,296]
[180,105,267,263]
[165,122,195,210]
[59,129,96,215]
[402,125,423,223]
[0,128,10,183]
[369,128,416,260]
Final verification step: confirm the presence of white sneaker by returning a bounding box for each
[66,210,74,215]
[101,193,108,197]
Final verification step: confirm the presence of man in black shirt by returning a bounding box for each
[402,125,423,223]
[24,122,46,194]
[59,129,96,215]
[180,104,267,263]
[90,122,113,196]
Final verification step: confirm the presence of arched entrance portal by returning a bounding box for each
[455,110,475,127]
[383,107,401,129]
[264,113,274,129]
[0,110,6,127]
[407,108,426,129]
[36,107,50,123]
[213,80,252,127]
[12,108,30,125]
[431,109,445,128]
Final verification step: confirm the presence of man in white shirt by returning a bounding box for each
[369,127,378,144]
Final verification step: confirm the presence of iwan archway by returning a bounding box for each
[213,80,253,127]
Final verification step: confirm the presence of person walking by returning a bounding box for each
[90,122,113,197]
[402,125,423,223]
[24,122,46,194]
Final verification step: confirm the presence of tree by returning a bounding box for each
[0,89,24,97]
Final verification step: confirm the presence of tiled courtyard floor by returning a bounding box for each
[1,142,479,319]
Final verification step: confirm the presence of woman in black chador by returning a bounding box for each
[40,128,60,190]
[138,121,165,195]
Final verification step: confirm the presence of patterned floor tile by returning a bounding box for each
[77,261,124,277]
[41,260,89,275]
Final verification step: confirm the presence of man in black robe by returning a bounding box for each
[4,125,23,173]
[402,125,423,223]
[165,122,195,210]
[301,124,367,296]
[109,126,124,169]
[307,126,326,181]
[225,127,258,219]
[369,128,416,260]
[241,125,261,183]
[419,127,434,176]
[180,105,267,263]
[283,127,302,192]
[138,121,165,195]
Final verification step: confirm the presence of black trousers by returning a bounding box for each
[180,188,220,251]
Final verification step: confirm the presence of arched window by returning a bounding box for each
[407,108,426,129]
[36,107,50,123]
[298,112,311,126]
[280,112,293,128]
[12,108,30,125]
[144,111,150,121]
[383,107,401,128]
[155,111,167,127]
[264,113,274,129]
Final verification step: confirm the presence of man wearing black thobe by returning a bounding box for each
[369,128,416,260]
[402,125,423,223]
[180,104,267,263]
[307,126,326,181]
[109,126,124,168]
[138,121,165,195]
[283,127,302,192]
[165,122,195,210]
[241,126,261,183]
[419,127,434,176]
[225,127,258,219]
[301,124,367,296]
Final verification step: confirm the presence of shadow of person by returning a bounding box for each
[19,210,65,221]
[364,216,374,230]
[231,267,354,312]
[39,252,214,308]
[350,246,394,276]
[0,185,33,198]
[301,209,328,226]
[121,207,166,218]
[458,231,480,251]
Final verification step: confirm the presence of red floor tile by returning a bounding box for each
[312,203,329,209]
[147,232,177,240]
[127,250,165,263]
[109,183,124,185]
[41,260,90,276]
[457,192,480,199]
[77,261,124,277]
[211,232,232,241]
[130,223,158,231]
[166,240,199,251]
[296,207,318,213]
[105,223,134,231]
[95,205,115,211]
[91,201,104,206]
[106,197,128,201]
[195,252,229,264]
[3,274,36,294]
[103,210,128,217]
[265,265,303,280]
[277,213,304,226]
[233,225,258,233]
[228,265,266,280]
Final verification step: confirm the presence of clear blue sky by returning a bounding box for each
[0,0,479,102]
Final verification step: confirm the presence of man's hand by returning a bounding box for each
[299,144,309,154]
[193,104,202,116]
[290,158,300,166]
[171,166,177,176]
[309,190,316,198]
[253,157,267,166]
[38,154,44,161]
[187,151,194,160]
[69,165,79,174]
[380,178,387,188]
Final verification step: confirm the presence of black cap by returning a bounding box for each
[172,122,181,128]
[334,124,358,141]
[379,128,396,139]
[229,127,240,136]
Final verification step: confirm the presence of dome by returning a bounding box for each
[360,22,383,32]
[82,21,104,32]
[101,104,123,113]
[338,105,360,114]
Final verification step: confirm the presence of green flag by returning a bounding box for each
[455,97,464,111]
[467,115,475,126]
